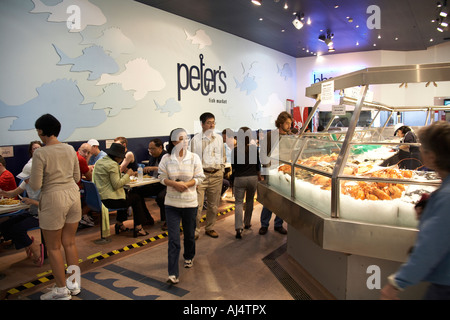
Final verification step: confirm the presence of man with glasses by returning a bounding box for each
[190,112,226,239]
[135,139,167,229]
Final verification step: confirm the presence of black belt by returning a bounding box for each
[204,168,220,174]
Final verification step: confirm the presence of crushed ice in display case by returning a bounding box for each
[266,135,439,228]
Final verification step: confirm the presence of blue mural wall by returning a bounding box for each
[0,0,297,176]
[0,0,296,145]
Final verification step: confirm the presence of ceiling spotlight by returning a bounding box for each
[251,0,262,6]
[318,30,334,48]
[293,13,305,29]
[441,21,449,27]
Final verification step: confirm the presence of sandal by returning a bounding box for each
[25,236,35,259]
[33,244,44,267]
[133,227,149,238]
[115,223,129,235]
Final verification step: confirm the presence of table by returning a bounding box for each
[0,203,30,216]
[124,177,160,189]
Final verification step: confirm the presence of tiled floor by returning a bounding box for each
[0,192,299,301]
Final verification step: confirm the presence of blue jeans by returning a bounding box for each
[165,205,197,277]
[260,207,283,228]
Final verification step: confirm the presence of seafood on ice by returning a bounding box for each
[277,154,414,201]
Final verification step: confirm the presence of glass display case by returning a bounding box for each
[256,62,450,299]
[265,135,440,229]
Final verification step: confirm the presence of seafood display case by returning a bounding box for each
[268,135,439,225]
[256,62,450,299]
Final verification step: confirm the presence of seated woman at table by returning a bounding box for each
[114,136,138,173]
[0,161,44,266]
[93,142,149,237]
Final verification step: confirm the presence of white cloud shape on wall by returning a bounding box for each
[97,58,166,100]
[184,29,212,49]
[30,0,107,32]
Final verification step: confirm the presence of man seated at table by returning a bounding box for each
[0,155,17,192]
[77,143,94,228]
[135,139,166,229]
[87,139,107,169]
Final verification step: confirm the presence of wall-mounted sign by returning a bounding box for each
[0,146,14,158]
[105,139,114,149]
[312,65,366,84]
[177,54,227,101]
[321,80,335,105]
[332,105,346,116]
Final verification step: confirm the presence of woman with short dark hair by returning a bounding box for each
[29,114,82,300]
[395,126,421,170]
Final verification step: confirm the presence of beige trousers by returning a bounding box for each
[196,170,223,233]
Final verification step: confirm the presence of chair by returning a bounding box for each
[81,179,128,244]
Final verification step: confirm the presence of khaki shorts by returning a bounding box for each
[38,187,81,230]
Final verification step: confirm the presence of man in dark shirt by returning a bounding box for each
[137,138,167,229]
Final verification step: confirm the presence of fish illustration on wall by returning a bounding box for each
[97,58,166,100]
[0,79,106,141]
[252,93,284,121]
[277,63,293,80]
[184,29,212,49]
[234,74,258,95]
[80,27,135,58]
[53,44,119,80]
[30,0,107,32]
[154,98,182,117]
[88,84,137,117]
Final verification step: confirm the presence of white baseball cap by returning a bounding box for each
[17,161,32,180]
[87,139,99,146]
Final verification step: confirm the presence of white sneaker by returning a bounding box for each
[40,286,71,300]
[80,215,94,227]
[167,275,179,284]
[66,279,81,295]
[184,259,194,268]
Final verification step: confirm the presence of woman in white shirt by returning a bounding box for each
[158,128,204,284]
